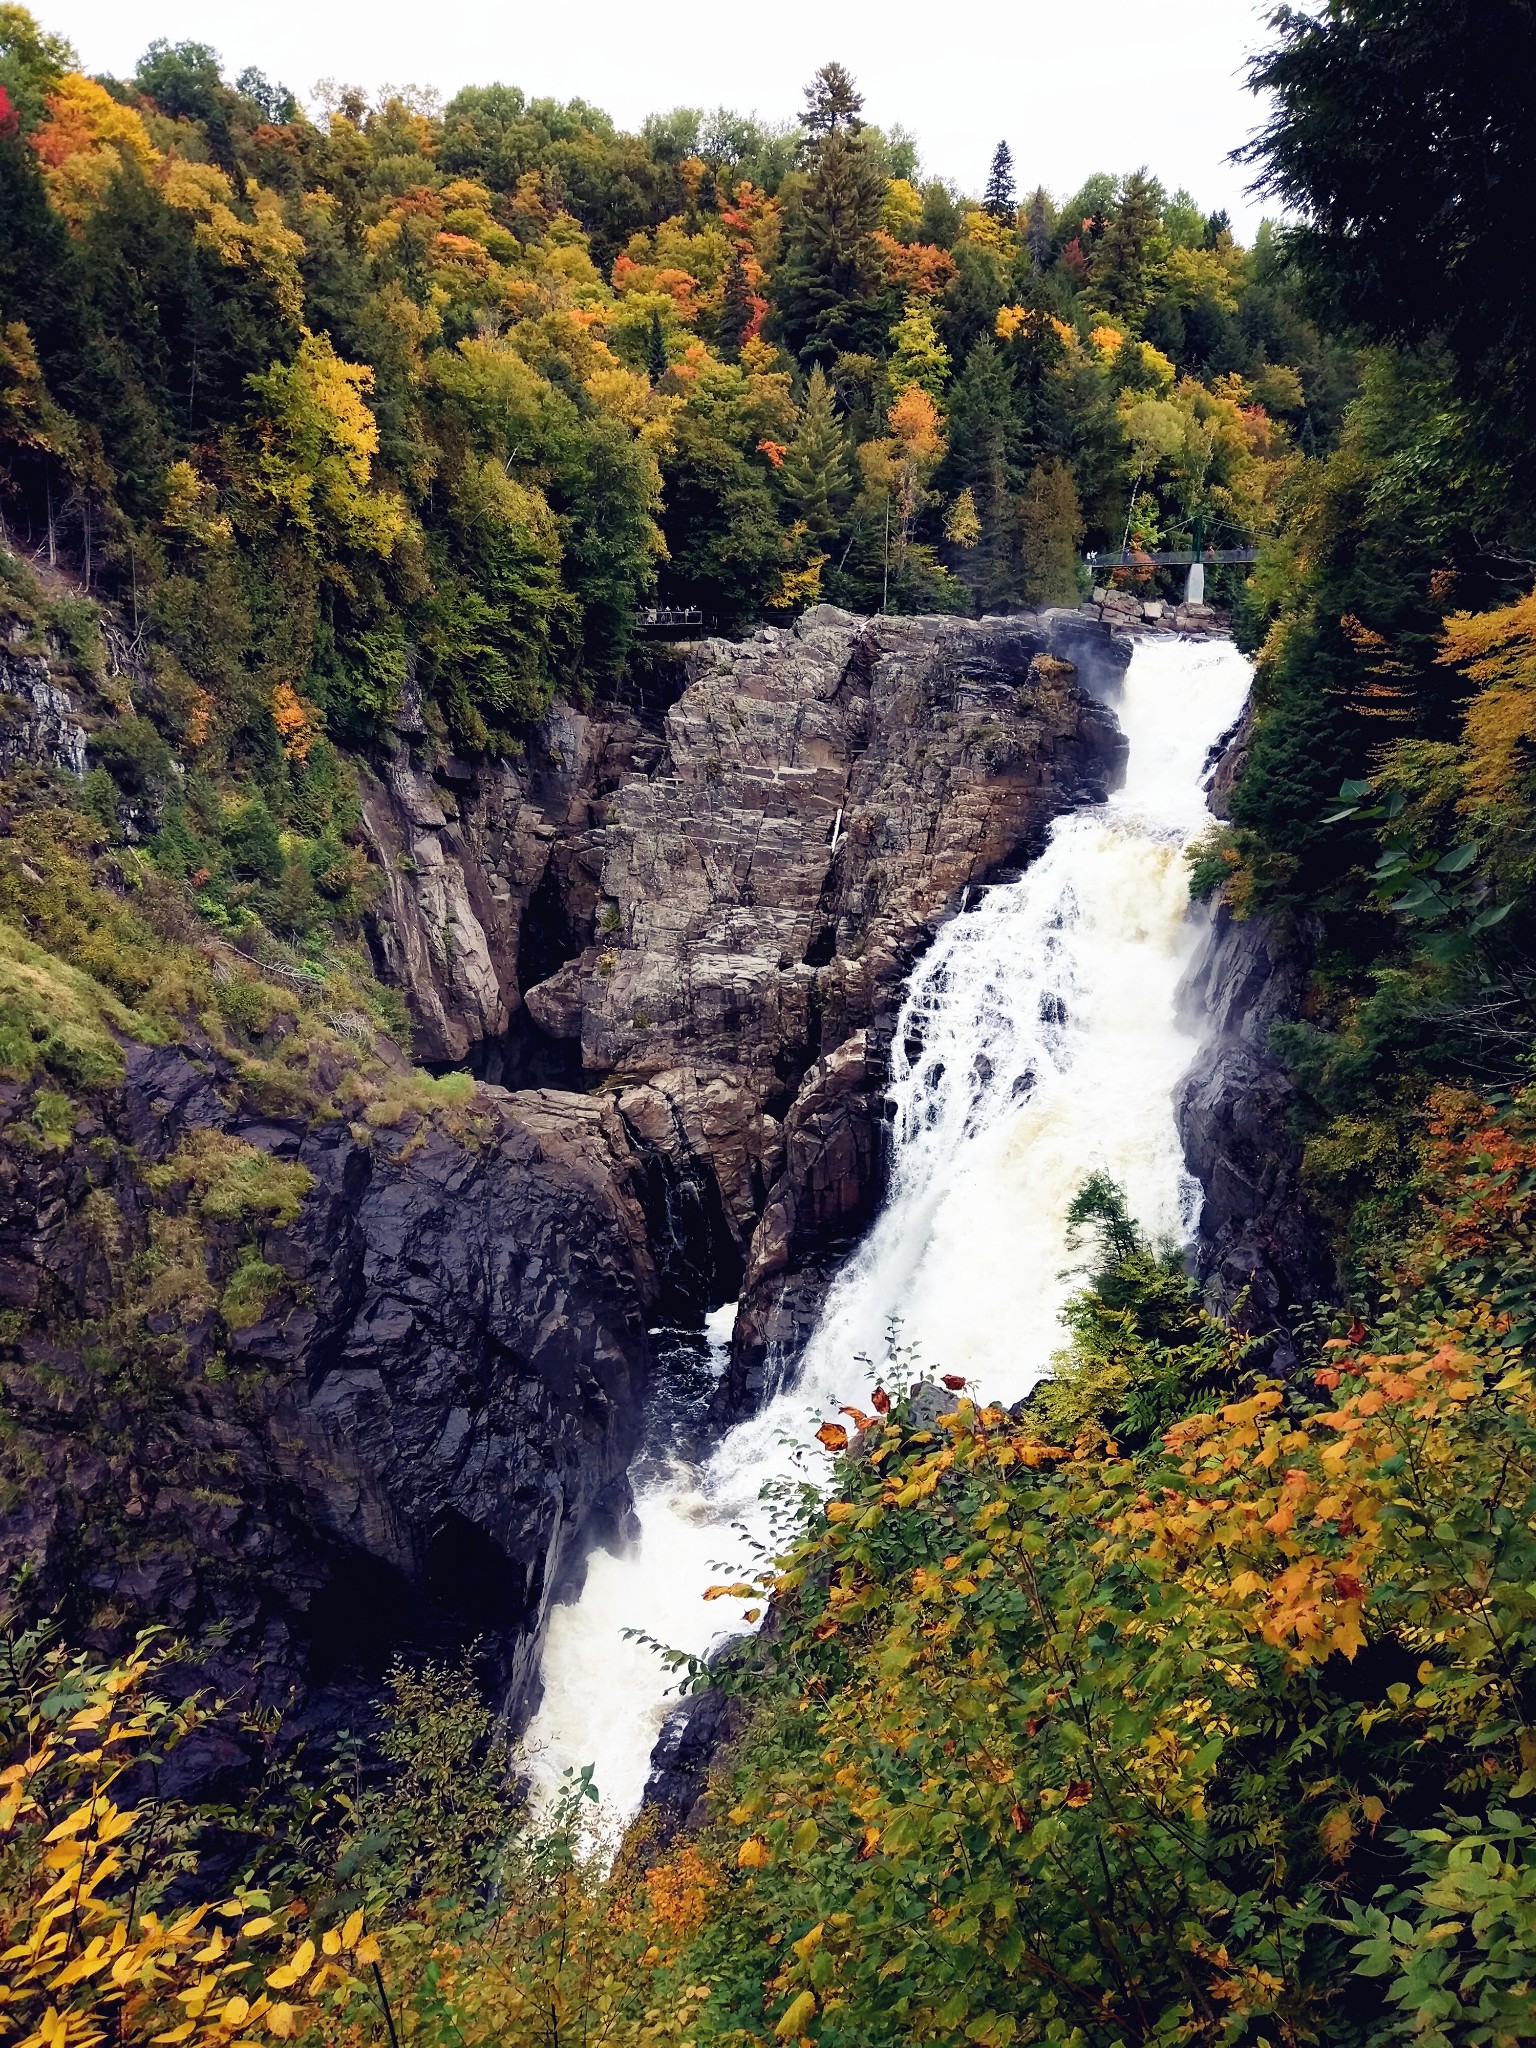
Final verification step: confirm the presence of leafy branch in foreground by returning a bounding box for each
[0,1630,380,2046]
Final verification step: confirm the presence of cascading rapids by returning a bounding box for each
[525,632,1254,1833]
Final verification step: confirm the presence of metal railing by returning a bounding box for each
[1085,548,1258,568]
[638,607,705,631]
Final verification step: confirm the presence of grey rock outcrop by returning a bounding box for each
[0,645,87,776]
[1081,591,1232,638]
[361,606,1127,1410]
[356,702,650,1066]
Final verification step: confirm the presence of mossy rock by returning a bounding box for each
[0,918,158,1086]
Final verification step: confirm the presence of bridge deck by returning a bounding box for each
[1086,548,1258,567]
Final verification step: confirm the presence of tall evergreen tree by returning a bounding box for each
[645,306,669,380]
[802,61,863,142]
[779,366,851,540]
[1092,170,1164,321]
[718,248,752,359]
[983,141,1016,224]
[1024,187,1053,269]
[774,65,889,366]
[942,338,1022,609]
[1017,459,1084,605]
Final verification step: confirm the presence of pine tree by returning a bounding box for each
[775,67,889,366]
[645,306,669,381]
[718,248,752,358]
[1025,187,1053,269]
[942,339,1022,610]
[802,61,862,143]
[779,366,851,539]
[1018,460,1084,606]
[983,141,1016,224]
[1092,169,1165,320]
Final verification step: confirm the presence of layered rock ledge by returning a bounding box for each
[362,604,1128,1406]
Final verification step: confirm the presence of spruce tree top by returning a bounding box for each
[803,63,863,140]
[984,141,1016,223]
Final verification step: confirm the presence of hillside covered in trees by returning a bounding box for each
[1,11,1333,762]
[3,1,1536,2044]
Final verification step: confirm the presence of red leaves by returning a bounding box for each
[1333,1573,1366,1602]
[871,1386,891,1414]
[941,1374,967,1392]
[1063,1781,1093,1808]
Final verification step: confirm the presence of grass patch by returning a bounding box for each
[0,919,155,1085]
[219,1250,286,1331]
[147,1130,314,1228]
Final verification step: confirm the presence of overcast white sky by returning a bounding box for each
[39,0,1282,234]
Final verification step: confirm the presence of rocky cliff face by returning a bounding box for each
[0,1036,667,1769]
[0,606,1125,1765]
[1173,713,1337,1366]
[1174,907,1336,1365]
[359,605,1126,1407]
[0,640,88,777]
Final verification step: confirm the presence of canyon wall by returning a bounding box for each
[0,605,1124,1764]
[358,604,1127,1408]
[1174,712,1337,1365]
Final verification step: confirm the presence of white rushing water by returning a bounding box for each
[524,632,1253,1834]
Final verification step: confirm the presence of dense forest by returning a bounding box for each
[2,0,1536,2042]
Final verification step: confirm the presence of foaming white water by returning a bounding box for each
[524,634,1252,1835]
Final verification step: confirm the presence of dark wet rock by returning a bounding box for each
[640,1682,747,1850]
[0,1054,665,1765]
[1175,904,1337,1367]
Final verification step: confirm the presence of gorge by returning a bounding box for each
[4,8,1534,2036]
[525,626,1273,1830]
[0,601,1319,1804]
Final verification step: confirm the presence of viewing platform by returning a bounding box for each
[1086,548,1259,569]
[1085,545,1258,605]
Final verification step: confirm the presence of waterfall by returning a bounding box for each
[524,632,1253,1834]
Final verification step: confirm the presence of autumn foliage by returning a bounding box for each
[630,1116,1536,2048]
